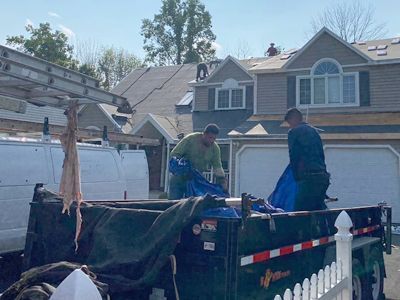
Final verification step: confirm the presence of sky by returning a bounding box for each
[1,0,399,60]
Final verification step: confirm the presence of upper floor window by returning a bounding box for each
[296,59,359,107]
[216,78,246,110]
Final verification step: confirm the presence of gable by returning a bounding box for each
[287,32,368,70]
[78,104,116,131]
[208,59,253,83]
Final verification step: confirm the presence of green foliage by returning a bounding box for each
[97,47,143,91]
[6,23,143,90]
[6,23,78,68]
[141,0,216,65]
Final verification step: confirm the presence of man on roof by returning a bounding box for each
[266,42,278,57]
[168,124,227,200]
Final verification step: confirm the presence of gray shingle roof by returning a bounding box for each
[352,37,400,61]
[102,64,197,134]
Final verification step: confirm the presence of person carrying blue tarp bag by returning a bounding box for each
[168,124,228,200]
[268,164,297,212]
[284,108,330,211]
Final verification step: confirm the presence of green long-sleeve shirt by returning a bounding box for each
[170,132,224,175]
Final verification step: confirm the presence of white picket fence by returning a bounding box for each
[274,210,354,300]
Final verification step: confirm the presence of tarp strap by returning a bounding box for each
[169,255,180,300]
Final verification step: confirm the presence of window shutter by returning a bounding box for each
[245,85,254,110]
[287,76,296,108]
[208,88,216,110]
[359,71,370,106]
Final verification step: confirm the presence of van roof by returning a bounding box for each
[0,137,111,148]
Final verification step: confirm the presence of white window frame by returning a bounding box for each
[215,78,246,110]
[215,87,246,110]
[296,59,360,108]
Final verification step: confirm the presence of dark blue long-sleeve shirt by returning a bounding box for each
[288,122,327,181]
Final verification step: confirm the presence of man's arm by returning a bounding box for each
[211,144,228,191]
[288,130,300,180]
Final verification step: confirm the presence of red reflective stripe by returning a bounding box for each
[319,236,329,244]
[302,241,313,249]
[240,224,380,267]
[254,251,270,262]
[280,245,294,256]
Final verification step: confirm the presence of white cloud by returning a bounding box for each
[25,18,34,27]
[58,24,75,38]
[48,11,61,18]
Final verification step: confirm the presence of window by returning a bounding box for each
[215,79,246,110]
[296,59,359,107]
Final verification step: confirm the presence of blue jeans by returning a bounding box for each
[168,175,187,200]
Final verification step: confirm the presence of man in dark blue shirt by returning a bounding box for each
[284,108,330,211]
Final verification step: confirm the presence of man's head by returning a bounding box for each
[284,108,303,129]
[202,123,219,147]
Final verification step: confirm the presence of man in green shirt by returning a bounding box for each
[168,124,227,200]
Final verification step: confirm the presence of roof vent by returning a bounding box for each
[391,38,400,44]
[377,50,387,56]
[367,46,377,51]
[350,41,357,44]
[377,44,388,50]
[357,41,366,45]
[280,54,291,60]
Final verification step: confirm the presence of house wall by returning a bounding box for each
[193,85,214,111]
[256,62,400,115]
[287,32,368,69]
[78,104,117,131]
[207,60,253,83]
[256,73,287,114]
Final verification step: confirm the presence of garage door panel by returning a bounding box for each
[236,145,400,223]
[237,147,288,199]
[325,147,400,222]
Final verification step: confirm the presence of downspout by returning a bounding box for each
[160,138,166,188]
[229,139,233,196]
[164,141,171,193]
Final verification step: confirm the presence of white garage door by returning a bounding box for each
[236,145,400,222]
[235,146,288,199]
[325,146,400,222]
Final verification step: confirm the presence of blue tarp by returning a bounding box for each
[268,165,298,212]
[169,157,285,217]
[169,157,229,198]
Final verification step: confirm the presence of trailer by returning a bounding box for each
[16,190,392,300]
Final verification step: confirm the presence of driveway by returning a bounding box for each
[384,245,400,300]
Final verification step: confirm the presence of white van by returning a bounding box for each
[0,137,149,255]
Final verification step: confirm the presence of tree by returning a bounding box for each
[97,47,143,91]
[310,1,387,42]
[234,40,252,59]
[141,0,216,65]
[6,22,78,68]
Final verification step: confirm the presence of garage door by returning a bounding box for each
[235,146,288,199]
[325,146,400,222]
[235,145,400,222]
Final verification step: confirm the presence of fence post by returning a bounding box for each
[334,210,353,300]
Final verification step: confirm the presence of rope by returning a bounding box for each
[169,255,180,300]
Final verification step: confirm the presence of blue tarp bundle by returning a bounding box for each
[169,157,229,198]
[268,165,298,212]
[169,157,285,217]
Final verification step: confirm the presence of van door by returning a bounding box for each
[0,142,49,254]
[50,146,126,200]
[120,150,149,199]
